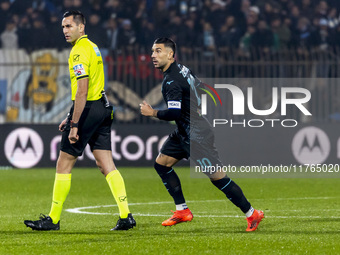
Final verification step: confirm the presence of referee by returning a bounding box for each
[140,38,264,231]
[24,11,135,231]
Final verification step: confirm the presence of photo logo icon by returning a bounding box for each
[200,83,222,115]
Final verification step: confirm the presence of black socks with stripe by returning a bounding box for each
[211,177,251,213]
[154,162,186,205]
[154,162,251,214]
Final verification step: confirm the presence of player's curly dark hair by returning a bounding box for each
[63,10,86,25]
[154,37,176,58]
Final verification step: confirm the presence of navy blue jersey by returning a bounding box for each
[161,61,205,138]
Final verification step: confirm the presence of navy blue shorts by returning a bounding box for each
[160,130,190,160]
[160,126,222,167]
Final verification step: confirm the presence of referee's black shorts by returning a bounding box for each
[61,98,113,157]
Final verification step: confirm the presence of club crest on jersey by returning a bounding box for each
[73,64,86,76]
[93,46,101,57]
[168,101,181,109]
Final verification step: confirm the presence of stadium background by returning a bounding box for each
[1,1,340,255]
[0,0,339,168]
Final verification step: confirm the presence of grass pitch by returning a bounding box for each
[0,167,340,254]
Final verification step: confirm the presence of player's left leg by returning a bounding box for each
[209,172,264,231]
[93,149,136,230]
[192,136,264,232]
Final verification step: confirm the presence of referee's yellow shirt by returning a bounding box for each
[68,35,104,101]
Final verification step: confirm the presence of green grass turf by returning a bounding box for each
[0,167,340,255]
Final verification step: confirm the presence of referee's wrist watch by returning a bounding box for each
[70,120,79,128]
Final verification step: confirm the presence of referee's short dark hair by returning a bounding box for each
[154,37,176,58]
[63,10,86,25]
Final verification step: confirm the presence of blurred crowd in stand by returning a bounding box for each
[1,0,340,123]
[1,0,340,59]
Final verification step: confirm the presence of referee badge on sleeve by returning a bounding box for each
[73,64,86,77]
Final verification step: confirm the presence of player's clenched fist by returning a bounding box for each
[140,100,158,117]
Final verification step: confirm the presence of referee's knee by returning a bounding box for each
[95,160,105,174]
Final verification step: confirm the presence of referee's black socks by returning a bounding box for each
[154,162,186,206]
[211,177,251,214]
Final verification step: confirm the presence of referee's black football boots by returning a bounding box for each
[24,214,60,231]
[111,213,136,230]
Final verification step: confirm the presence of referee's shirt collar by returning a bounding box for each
[73,35,88,46]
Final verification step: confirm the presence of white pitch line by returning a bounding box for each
[65,197,340,218]
[66,201,175,215]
